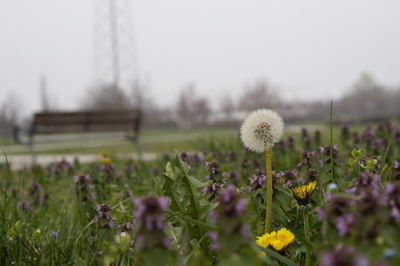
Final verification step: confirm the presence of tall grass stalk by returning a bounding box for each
[329,101,336,180]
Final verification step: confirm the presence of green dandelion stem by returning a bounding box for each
[265,147,273,233]
[304,211,311,266]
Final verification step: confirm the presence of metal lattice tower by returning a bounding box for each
[93,0,138,91]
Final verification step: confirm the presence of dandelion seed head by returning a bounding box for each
[240,109,284,153]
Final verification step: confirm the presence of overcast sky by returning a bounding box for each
[1,0,400,115]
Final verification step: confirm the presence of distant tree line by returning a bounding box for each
[1,72,400,139]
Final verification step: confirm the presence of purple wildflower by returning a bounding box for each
[336,214,354,236]
[385,183,400,222]
[219,185,247,218]
[287,136,296,151]
[352,131,361,145]
[95,203,114,229]
[222,171,240,184]
[74,175,91,202]
[17,201,30,212]
[341,125,350,142]
[132,195,170,250]
[314,130,322,147]
[29,182,40,196]
[320,245,368,266]
[205,161,220,176]
[316,208,327,220]
[249,175,266,191]
[352,171,379,192]
[392,161,400,181]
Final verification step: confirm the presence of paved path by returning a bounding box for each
[0,125,324,170]
[0,153,157,170]
[0,132,215,154]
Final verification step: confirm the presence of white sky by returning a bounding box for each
[1,0,400,115]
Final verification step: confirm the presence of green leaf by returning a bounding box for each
[180,215,216,231]
[263,248,299,266]
[176,155,201,219]
[142,248,171,266]
[164,161,176,181]
[284,224,314,251]
[188,175,212,189]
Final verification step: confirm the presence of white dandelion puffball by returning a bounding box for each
[240,109,284,153]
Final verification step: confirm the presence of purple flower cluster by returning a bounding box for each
[180,152,202,166]
[118,221,135,233]
[100,163,116,182]
[394,130,400,145]
[248,174,266,191]
[222,171,240,184]
[318,170,400,240]
[208,185,249,252]
[219,185,247,218]
[354,170,379,188]
[132,195,170,250]
[74,175,91,202]
[297,151,317,168]
[124,162,137,177]
[17,201,31,212]
[341,125,351,143]
[274,169,299,186]
[392,161,400,180]
[95,204,115,229]
[336,214,354,236]
[384,183,400,222]
[319,145,339,167]
[203,183,224,197]
[320,245,368,266]
[45,160,74,177]
[287,136,296,151]
[205,161,220,179]
[27,181,49,206]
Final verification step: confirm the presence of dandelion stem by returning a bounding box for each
[265,147,273,233]
[304,210,311,266]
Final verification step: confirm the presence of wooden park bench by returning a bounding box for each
[19,110,142,165]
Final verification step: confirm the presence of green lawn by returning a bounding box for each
[0,127,240,155]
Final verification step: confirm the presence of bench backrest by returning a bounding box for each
[31,110,141,135]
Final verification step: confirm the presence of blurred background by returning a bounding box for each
[1,0,399,166]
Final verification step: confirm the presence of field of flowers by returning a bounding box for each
[1,109,400,265]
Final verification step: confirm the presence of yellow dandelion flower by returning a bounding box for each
[292,181,317,205]
[100,151,108,157]
[101,157,112,164]
[256,231,276,248]
[256,228,295,251]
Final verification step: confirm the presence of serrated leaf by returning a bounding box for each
[164,161,176,181]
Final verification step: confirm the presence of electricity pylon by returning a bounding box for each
[93,0,138,91]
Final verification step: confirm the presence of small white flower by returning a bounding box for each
[240,109,284,152]
[327,183,338,191]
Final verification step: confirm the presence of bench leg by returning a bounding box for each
[133,137,143,161]
[28,135,37,166]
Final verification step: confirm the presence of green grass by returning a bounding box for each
[1,127,239,156]
[1,121,400,265]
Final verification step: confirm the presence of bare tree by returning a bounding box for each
[131,78,149,111]
[238,79,281,111]
[193,98,211,126]
[176,83,195,128]
[175,83,211,128]
[0,92,22,138]
[336,73,389,121]
[81,83,131,110]
[221,95,235,119]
